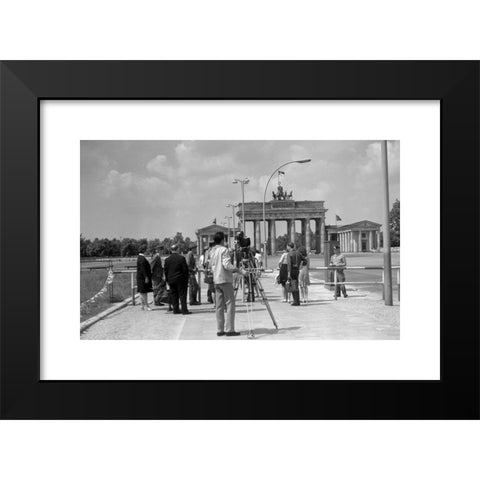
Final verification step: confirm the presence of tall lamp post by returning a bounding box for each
[232,178,249,233]
[262,159,311,269]
[226,203,238,247]
[380,141,393,306]
[224,216,231,248]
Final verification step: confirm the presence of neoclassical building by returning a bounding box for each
[326,220,381,252]
[195,224,231,255]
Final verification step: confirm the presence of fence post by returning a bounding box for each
[131,271,135,306]
[334,268,338,300]
[397,268,400,301]
[381,269,385,300]
[198,270,202,304]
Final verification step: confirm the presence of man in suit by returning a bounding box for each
[164,244,191,315]
[136,246,153,311]
[286,242,302,306]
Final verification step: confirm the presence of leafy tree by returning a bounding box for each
[137,238,149,254]
[109,238,122,257]
[121,238,138,257]
[389,199,400,247]
[172,232,186,253]
[161,237,173,253]
[80,234,91,257]
[147,238,162,255]
[276,234,288,252]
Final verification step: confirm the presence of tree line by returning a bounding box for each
[80,232,195,258]
[81,200,399,257]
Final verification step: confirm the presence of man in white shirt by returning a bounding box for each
[330,245,348,298]
[208,231,246,336]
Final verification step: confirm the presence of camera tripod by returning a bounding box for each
[233,256,278,338]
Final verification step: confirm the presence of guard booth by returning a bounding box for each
[324,240,340,290]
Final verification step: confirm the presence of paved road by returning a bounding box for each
[81,266,400,340]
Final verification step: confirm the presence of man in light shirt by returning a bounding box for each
[330,245,348,298]
[208,231,246,337]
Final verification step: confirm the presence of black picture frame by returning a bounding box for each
[1,61,478,420]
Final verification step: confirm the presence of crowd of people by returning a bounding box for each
[136,231,349,336]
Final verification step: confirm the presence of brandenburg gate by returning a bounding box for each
[238,185,327,254]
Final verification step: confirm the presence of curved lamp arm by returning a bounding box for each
[262,159,311,265]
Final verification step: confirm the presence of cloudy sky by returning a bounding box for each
[81,140,400,240]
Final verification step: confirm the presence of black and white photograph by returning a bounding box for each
[80,139,400,340]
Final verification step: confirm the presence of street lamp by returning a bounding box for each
[262,159,311,268]
[232,178,249,233]
[224,215,231,248]
[226,203,238,247]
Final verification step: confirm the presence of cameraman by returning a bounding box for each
[209,231,247,337]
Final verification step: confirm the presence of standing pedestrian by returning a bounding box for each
[209,231,246,336]
[278,247,290,302]
[298,246,310,303]
[164,244,191,315]
[186,246,200,306]
[330,245,348,298]
[286,242,302,306]
[136,245,152,311]
[204,242,216,304]
[151,248,165,307]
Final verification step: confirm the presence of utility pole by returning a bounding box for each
[381,140,393,306]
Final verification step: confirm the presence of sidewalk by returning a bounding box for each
[81,271,400,340]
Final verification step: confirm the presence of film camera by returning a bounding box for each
[235,231,251,250]
[234,231,254,261]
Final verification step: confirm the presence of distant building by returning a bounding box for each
[326,220,381,252]
[195,224,233,254]
[238,185,327,254]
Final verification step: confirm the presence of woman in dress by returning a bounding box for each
[278,248,290,302]
[298,246,310,303]
[136,245,153,311]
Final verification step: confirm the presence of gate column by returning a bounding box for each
[305,218,311,252]
[269,220,276,255]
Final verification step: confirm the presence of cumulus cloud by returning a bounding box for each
[174,141,236,176]
[82,140,400,239]
[102,169,173,208]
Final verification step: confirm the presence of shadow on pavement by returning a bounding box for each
[250,326,302,338]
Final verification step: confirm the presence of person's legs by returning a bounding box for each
[170,282,180,313]
[152,281,164,306]
[337,271,347,297]
[189,274,200,304]
[223,283,236,333]
[179,280,189,313]
[215,284,226,333]
[141,292,151,310]
[207,283,214,303]
[291,269,300,305]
